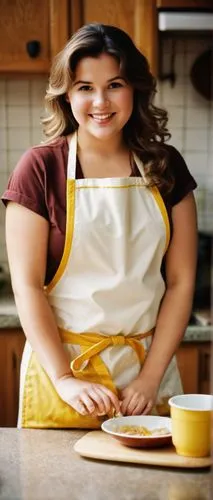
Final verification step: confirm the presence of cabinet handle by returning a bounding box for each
[26,40,41,58]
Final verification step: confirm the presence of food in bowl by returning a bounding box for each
[101,415,172,448]
[115,425,170,437]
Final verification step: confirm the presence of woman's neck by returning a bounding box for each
[76,128,127,156]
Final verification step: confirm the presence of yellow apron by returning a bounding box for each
[18,132,182,428]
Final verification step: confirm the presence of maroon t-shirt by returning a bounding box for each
[1,136,197,285]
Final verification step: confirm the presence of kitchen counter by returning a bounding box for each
[0,428,212,500]
[0,295,212,342]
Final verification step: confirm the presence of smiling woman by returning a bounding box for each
[66,54,133,147]
[1,23,197,429]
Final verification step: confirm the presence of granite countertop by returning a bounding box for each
[0,428,211,500]
[0,295,212,342]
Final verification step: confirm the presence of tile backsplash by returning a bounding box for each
[0,36,212,264]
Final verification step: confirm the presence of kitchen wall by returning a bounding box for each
[0,35,212,266]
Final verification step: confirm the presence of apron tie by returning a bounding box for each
[59,329,153,375]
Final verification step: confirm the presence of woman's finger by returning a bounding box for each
[120,394,133,415]
[80,392,96,414]
[88,388,106,415]
[94,387,113,414]
[141,400,153,415]
[75,400,88,415]
[100,386,120,414]
[124,394,140,416]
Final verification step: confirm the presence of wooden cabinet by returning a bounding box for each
[69,0,158,76]
[176,342,211,395]
[69,0,213,78]
[0,328,25,427]
[0,0,69,73]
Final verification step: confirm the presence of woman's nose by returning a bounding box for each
[93,91,109,108]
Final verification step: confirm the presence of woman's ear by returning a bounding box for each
[65,93,70,103]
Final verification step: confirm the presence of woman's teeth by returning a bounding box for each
[90,113,113,121]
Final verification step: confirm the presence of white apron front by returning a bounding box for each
[18,132,182,428]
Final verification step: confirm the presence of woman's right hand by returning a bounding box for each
[55,375,120,416]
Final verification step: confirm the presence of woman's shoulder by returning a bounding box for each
[23,135,68,167]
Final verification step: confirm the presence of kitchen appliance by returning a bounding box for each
[158,11,213,31]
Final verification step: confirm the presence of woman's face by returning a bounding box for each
[67,53,133,142]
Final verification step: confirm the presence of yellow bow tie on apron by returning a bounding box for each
[59,329,153,395]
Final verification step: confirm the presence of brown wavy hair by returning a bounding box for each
[42,23,174,194]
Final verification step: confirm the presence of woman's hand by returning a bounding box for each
[120,377,159,416]
[55,375,120,416]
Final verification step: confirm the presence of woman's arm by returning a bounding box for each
[6,202,120,416]
[121,192,198,415]
[6,202,72,382]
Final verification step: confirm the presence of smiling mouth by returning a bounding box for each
[89,113,115,122]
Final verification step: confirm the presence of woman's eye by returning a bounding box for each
[109,81,123,89]
[78,85,92,92]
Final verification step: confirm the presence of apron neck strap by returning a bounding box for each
[132,153,147,183]
[67,131,147,182]
[67,132,77,179]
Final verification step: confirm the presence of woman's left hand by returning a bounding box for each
[119,377,159,416]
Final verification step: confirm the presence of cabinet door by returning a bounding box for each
[157,1,213,8]
[176,344,199,393]
[198,343,211,394]
[69,0,158,75]
[0,0,69,73]
[0,329,25,427]
[176,342,211,395]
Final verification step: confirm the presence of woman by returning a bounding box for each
[2,23,197,428]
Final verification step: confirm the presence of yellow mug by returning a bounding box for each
[169,394,213,458]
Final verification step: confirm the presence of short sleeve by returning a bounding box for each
[1,147,49,220]
[167,145,197,206]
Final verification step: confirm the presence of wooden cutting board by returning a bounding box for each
[74,431,212,468]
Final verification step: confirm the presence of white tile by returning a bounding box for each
[186,107,209,129]
[0,243,7,263]
[0,105,6,128]
[0,128,7,150]
[0,171,9,192]
[0,151,7,172]
[30,78,47,105]
[167,106,184,128]
[167,129,183,151]
[8,128,30,150]
[31,106,44,127]
[184,52,198,76]
[207,153,213,174]
[8,151,26,173]
[31,128,44,146]
[0,207,6,225]
[0,81,6,105]
[161,81,186,107]
[206,176,213,190]
[184,152,208,177]
[205,188,213,213]
[186,82,209,108]
[208,126,213,152]
[185,129,208,151]
[7,80,29,106]
[7,106,30,127]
